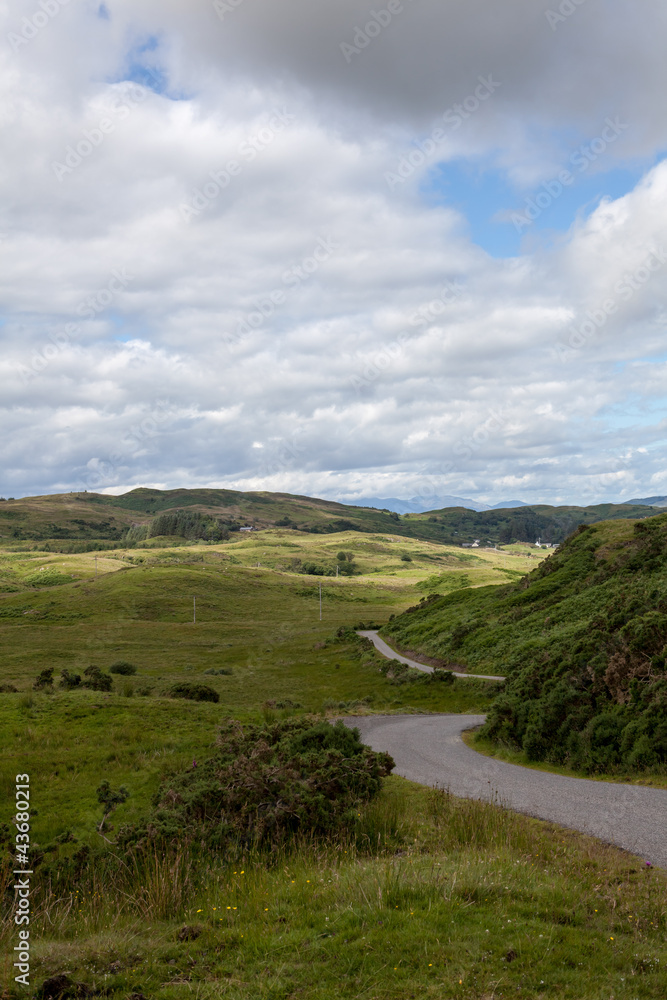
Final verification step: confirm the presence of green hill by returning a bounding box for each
[0,487,659,546]
[382,514,667,773]
[403,501,660,545]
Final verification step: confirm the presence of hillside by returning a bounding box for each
[403,501,660,545]
[382,514,667,773]
[0,487,660,546]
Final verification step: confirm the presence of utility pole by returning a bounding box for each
[319,581,322,621]
[193,596,196,624]
[94,555,97,580]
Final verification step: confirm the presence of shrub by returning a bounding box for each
[33,668,54,690]
[627,734,659,770]
[401,554,412,562]
[430,668,455,685]
[109,661,137,675]
[60,669,81,690]
[203,667,233,676]
[0,683,18,693]
[118,718,393,850]
[82,665,113,692]
[169,682,220,703]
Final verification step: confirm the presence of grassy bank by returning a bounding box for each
[462,730,667,789]
[2,776,665,999]
[381,516,667,777]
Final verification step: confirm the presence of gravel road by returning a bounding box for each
[343,713,667,868]
[358,630,505,681]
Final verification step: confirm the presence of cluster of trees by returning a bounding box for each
[34,666,113,691]
[290,551,358,577]
[125,511,237,543]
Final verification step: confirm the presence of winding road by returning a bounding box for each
[358,630,505,681]
[343,714,667,867]
[349,634,667,867]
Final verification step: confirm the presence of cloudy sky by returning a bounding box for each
[2,0,667,506]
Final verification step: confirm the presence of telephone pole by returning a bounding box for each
[193,596,196,624]
[319,582,322,621]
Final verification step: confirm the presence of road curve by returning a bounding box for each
[358,630,505,681]
[343,714,667,869]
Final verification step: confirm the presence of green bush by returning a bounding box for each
[82,665,113,692]
[33,668,54,690]
[60,669,81,690]
[118,718,393,851]
[109,661,137,675]
[169,682,220,703]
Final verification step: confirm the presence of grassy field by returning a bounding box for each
[0,531,533,844]
[2,778,665,999]
[2,529,666,998]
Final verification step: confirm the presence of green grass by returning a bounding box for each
[0,534,510,849]
[2,776,665,999]
[2,526,665,999]
[462,730,667,789]
[382,516,667,777]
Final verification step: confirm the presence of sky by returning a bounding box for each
[1,0,667,507]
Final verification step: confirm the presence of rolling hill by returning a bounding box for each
[381,513,667,773]
[0,488,662,547]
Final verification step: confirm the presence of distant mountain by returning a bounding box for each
[339,495,491,514]
[488,500,528,510]
[621,496,667,508]
[338,496,529,514]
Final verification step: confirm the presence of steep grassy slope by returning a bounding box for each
[382,515,667,772]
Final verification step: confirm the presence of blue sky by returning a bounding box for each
[422,159,657,258]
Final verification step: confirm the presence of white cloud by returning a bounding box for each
[1,1,667,504]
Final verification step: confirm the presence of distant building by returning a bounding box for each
[240,526,255,532]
